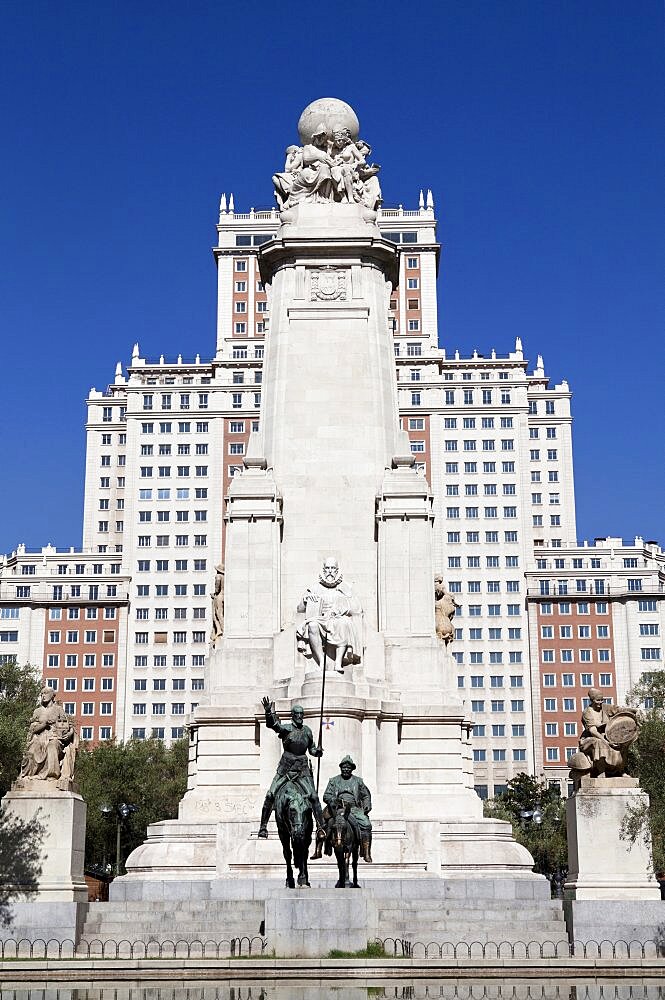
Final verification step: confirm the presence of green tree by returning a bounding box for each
[623,671,665,873]
[0,660,42,796]
[483,773,567,890]
[76,737,188,873]
[0,807,44,928]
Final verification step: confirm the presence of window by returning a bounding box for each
[471,700,485,713]
[511,699,524,712]
[641,648,661,661]
[491,700,504,712]
[544,698,556,712]
[546,747,559,762]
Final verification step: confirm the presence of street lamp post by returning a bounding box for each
[100,802,137,876]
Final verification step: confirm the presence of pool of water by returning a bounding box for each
[1,983,664,999]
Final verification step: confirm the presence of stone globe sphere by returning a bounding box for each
[297,98,360,145]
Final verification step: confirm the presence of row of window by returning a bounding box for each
[135,560,207,572]
[447,531,519,544]
[14,585,120,599]
[542,649,612,663]
[230,342,265,354]
[455,627,522,639]
[139,443,210,455]
[446,484,522,497]
[468,699,525,713]
[48,630,115,644]
[136,607,206,620]
[541,624,610,638]
[134,654,204,667]
[444,440,517,453]
[449,604,522,617]
[18,563,121,576]
[474,749,526,762]
[136,535,208,547]
[132,703,197,715]
[134,678,204,691]
[473,723,526,737]
[132,727,184,740]
[142,394,210,411]
[446,507,519,519]
[543,696,607,712]
[134,631,207,644]
[136,584,206,596]
[545,747,578,762]
[137,466,209,478]
[62,701,113,715]
[137,489,208,500]
[449,581,521,593]
[48,607,116,621]
[543,671,613,686]
[82,726,113,740]
[46,654,115,668]
[444,465,550,479]
[46,677,113,691]
[460,674,524,686]
[138,511,207,522]
[456,652,523,666]
[449,557,520,568]
[539,602,609,615]
[141,422,209,434]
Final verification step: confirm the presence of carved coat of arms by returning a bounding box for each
[310,267,347,301]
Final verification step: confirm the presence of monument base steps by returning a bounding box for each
[93,877,566,956]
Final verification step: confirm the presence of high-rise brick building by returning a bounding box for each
[1,193,661,795]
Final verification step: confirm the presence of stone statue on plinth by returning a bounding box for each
[568,688,640,783]
[257,698,325,840]
[434,575,459,644]
[296,557,363,673]
[272,98,382,212]
[16,686,78,792]
[210,564,224,644]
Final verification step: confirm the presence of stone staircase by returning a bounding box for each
[376,898,568,949]
[79,899,265,954]
[79,879,567,956]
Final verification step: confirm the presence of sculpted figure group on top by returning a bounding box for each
[272,127,382,213]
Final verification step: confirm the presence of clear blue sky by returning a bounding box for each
[1,1,663,553]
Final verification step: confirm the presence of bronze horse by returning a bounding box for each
[274,777,313,888]
[331,801,360,888]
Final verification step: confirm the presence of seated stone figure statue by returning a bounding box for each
[311,754,372,863]
[18,686,78,790]
[571,688,640,779]
[296,557,362,673]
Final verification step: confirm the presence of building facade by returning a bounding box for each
[0,545,129,743]
[2,193,662,793]
[526,536,665,792]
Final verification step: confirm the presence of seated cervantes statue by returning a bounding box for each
[17,686,79,791]
[568,688,640,782]
[434,575,459,644]
[296,557,363,673]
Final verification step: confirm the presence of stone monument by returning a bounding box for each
[1,687,87,942]
[564,689,661,944]
[112,99,547,952]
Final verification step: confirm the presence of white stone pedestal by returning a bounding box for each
[265,889,375,957]
[564,777,663,945]
[565,777,659,900]
[0,783,88,942]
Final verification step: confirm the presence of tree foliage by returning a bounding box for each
[76,737,188,873]
[0,660,42,796]
[483,773,567,889]
[623,672,665,873]
[0,806,44,928]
